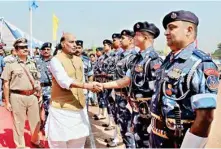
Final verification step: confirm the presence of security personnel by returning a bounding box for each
[107,30,138,148]
[75,40,96,107]
[150,10,219,148]
[96,47,103,58]
[36,42,52,132]
[93,40,113,125]
[1,38,43,148]
[99,21,162,148]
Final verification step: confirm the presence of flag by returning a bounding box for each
[29,0,38,10]
[53,14,59,41]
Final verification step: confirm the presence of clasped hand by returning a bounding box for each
[90,82,104,93]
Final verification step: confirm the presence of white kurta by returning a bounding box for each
[45,57,89,141]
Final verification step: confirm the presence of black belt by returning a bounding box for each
[41,82,51,87]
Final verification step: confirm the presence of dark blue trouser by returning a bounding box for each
[40,94,51,130]
[115,94,136,148]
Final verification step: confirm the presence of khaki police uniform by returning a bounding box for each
[1,38,41,147]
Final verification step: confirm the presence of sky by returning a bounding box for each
[0,0,221,53]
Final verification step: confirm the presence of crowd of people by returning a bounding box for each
[0,9,219,148]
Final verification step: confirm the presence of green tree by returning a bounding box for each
[212,43,221,58]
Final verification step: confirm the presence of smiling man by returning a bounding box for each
[149,10,219,148]
[46,33,101,148]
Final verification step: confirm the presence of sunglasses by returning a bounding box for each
[17,46,28,49]
[42,48,51,51]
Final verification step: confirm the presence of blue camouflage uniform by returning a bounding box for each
[36,56,52,129]
[124,22,162,148]
[149,43,218,148]
[114,48,137,148]
[81,55,95,106]
[94,52,111,109]
[126,46,162,148]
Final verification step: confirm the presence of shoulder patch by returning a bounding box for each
[149,51,159,59]
[6,59,17,64]
[193,50,211,61]
[204,68,219,77]
[206,75,219,91]
[153,64,161,70]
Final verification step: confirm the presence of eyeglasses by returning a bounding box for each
[18,46,28,49]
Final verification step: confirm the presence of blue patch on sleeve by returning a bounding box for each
[191,93,217,110]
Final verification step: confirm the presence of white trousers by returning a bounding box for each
[48,136,86,148]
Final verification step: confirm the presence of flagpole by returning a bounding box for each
[30,7,33,57]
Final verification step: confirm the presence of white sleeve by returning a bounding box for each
[49,57,75,90]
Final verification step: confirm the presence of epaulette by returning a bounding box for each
[192,49,212,61]
[149,51,159,60]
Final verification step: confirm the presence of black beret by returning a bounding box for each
[121,29,135,37]
[76,40,83,47]
[112,33,121,39]
[133,22,160,39]
[41,42,52,50]
[163,10,199,29]
[103,39,112,46]
[96,47,103,51]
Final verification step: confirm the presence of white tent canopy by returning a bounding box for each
[0,17,43,51]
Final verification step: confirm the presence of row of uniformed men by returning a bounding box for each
[89,9,219,148]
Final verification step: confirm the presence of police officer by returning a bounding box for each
[36,42,52,132]
[97,22,162,148]
[75,40,96,107]
[149,10,219,148]
[95,47,103,58]
[93,40,113,125]
[106,29,138,147]
[1,38,43,148]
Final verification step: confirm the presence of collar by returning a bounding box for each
[123,49,133,57]
[140,46,154,58]
[41,56,52,62]
[60,51,73,59]
[17,57,32,64]
[104,51,111,57]
[173,42,196,60]
[116,48,124,56]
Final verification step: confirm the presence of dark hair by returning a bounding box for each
[53,44,62,56]
[89,53,95,57]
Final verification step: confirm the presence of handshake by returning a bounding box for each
[86,82,104,93]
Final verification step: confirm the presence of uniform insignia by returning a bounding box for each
[171,12,177,19]
[204,68,219,77]
[168,84,172,89]
[167,68,182,80]
[166,89,172,96]
[123,31,126,35]
[135,64,143,72]
[206,75,219,91]
[136,23,140,29]
[153,64,161,70]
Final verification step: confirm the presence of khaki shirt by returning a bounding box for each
[1,58,41,90]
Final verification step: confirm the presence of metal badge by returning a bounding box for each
[171,12,177,19]
[135,64,143,72]
[136,23,140,29]
[167,68,182,80]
